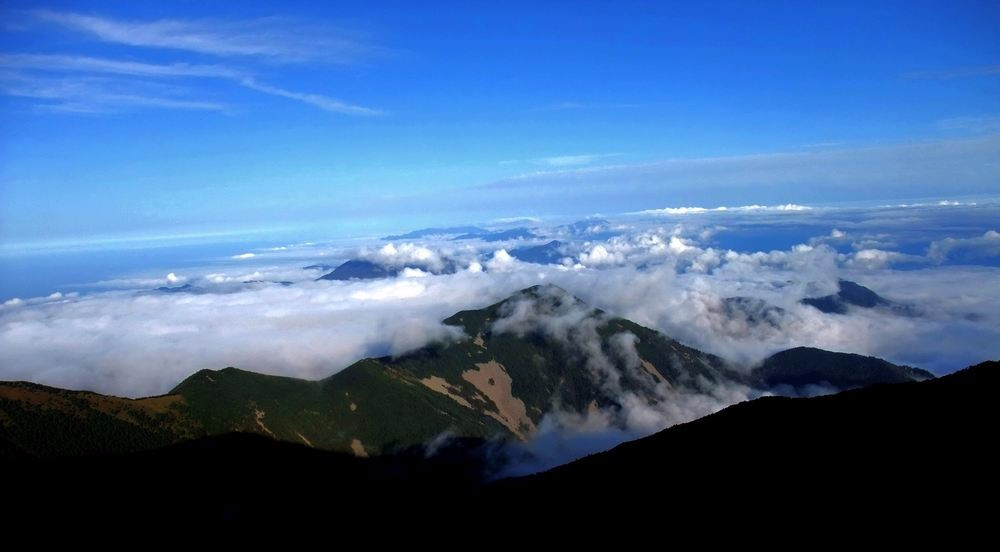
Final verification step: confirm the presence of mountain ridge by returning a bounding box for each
[3,360,992,530]
[0,284,933,459]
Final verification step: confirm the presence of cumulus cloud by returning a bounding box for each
[927,230,1000,264]
[485,249,517,272]
[357,242,455,273]
[847,249,926,269]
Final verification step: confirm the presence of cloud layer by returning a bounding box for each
[2,202,998,401]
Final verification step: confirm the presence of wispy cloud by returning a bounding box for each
[0,73,227,114]
[904,64,1000,80]
[32,10,377,63]
[239,77,384,116]
[937,115,1000,134]
[0,53,244,79]
[543,101,587,110]
[533,101,640,112]
[0,53,382,116]
[479,137,1000,206]
[534,153,622,167]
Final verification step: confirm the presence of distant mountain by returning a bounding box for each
[719,296,786,328]
[556,218,620,240]
[562,218,611,234]
[317,260,396,281]
[243,280,293,286]
[801,279,891,314]
[752,346,934,391]
[453,227,536,241]
[509,240,567,264]
[302,264,334,271]
[383,226,488,240]
[0,285,933,460]
[155,284,194,293]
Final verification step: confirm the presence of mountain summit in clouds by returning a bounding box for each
[801,279,892,314]
[0,285,931,459]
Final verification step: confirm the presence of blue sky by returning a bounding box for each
[1,1,999,249]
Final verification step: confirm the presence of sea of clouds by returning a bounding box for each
[1,201,998,405]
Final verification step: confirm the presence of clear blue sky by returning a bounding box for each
[1,1,998,249]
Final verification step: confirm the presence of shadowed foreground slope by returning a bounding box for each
[3,361,995,530]
[491,360,997,522]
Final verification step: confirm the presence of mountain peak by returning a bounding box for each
[801,279,891,314]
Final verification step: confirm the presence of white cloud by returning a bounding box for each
[486,249,517,272]
[0,73,228,113]
[927,230,1000,263]
[3,204,999,404]
[32,10,377,63]
[165,272,182,284]
[349,280,426,301]
[0,53,244,79]
[483,136,1000,208]
[239,77,384,116]
[636,204,813,216]
[399,267,430,278]
[847,249,925,269]
[534,153,621,167]
[578,244,620,266]
[232,252,256,259]
[364,242,445,271]
[0,54,382,116]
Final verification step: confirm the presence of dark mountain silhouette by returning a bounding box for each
[3,361,992,530]
[489,360,997,525]
[751,346,934,391]
[720,296,787,327]
[154,283,194,293]
[317,259,396,280]
[243,280,293,286]
[801,279,890,313]
[383,225,487,240]
[508,240,567,264]
[453,227,536,241]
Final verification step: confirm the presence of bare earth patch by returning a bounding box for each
[641,359,671,388]
[254,408,275,437]
[350,403,358,412]
[419,376,473,408]
[350,439,368,457]
[296,431,313,447]
[462,360,535,438]
[473,334,486,348]
[587,399,600,414]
